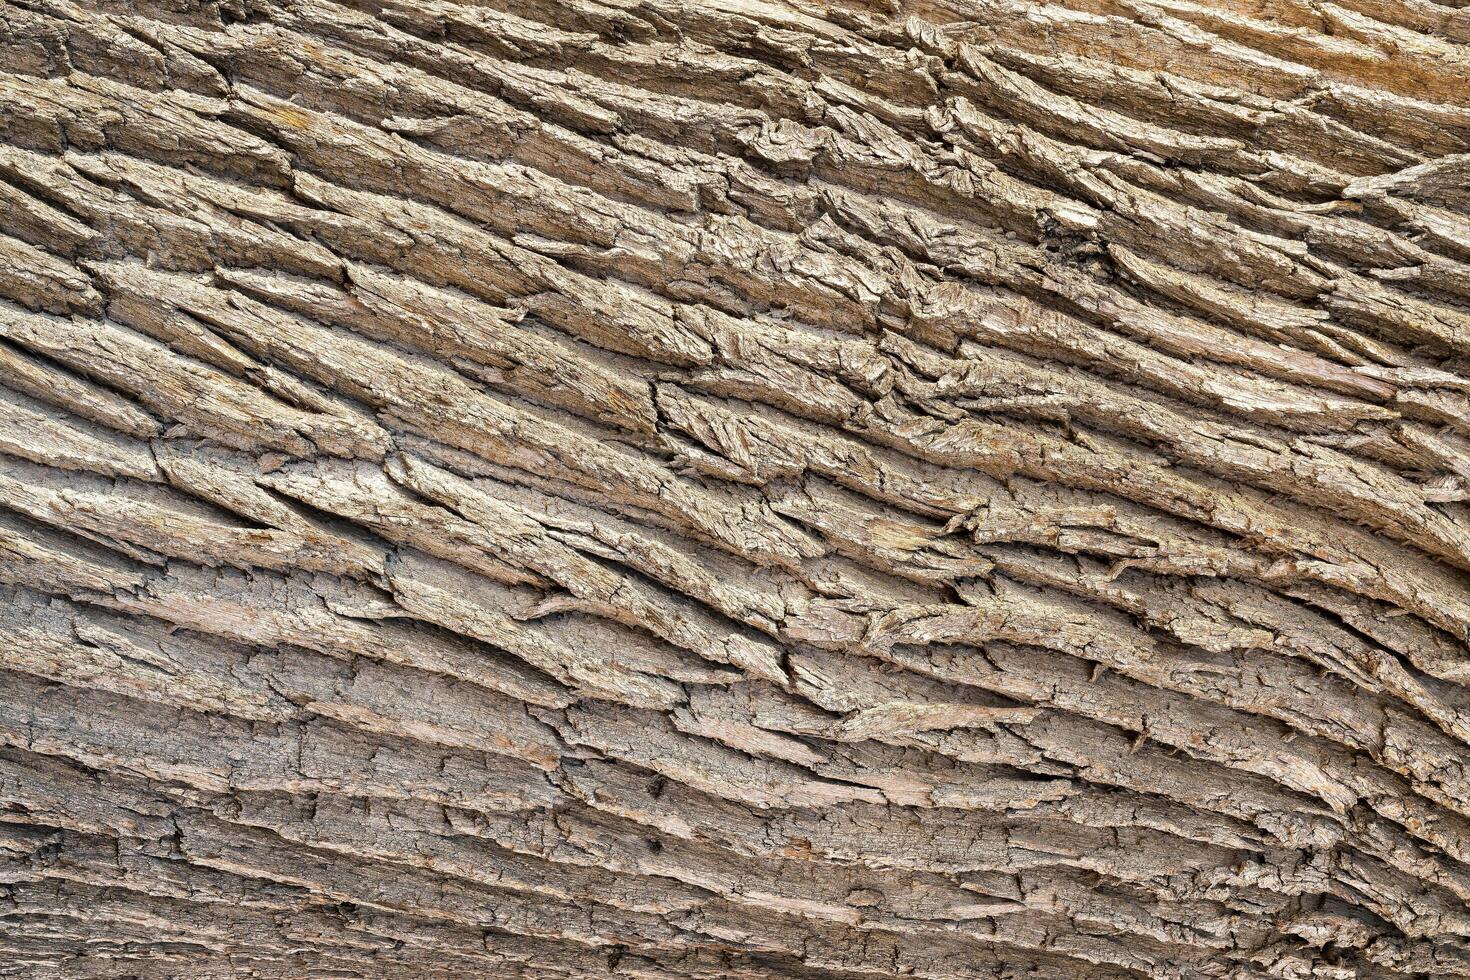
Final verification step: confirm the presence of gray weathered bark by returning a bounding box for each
[2,0,1470,976]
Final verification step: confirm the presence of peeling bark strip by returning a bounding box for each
[3,2,1470,979]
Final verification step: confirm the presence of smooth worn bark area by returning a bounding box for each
[2,0,1470,977]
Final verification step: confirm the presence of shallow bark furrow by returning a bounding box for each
[7,444,1470,851]
[0,780,1256,975]
[0,744,1438,979]
[3,1,1470,977]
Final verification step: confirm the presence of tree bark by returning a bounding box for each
[2,0,1470,977]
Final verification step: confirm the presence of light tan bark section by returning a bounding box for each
[2,0,1470,977]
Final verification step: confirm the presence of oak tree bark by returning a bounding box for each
[3,0,1470,977]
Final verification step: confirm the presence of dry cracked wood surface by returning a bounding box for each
[1,0,1470,977]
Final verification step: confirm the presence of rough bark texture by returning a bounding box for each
[2,0,1470,977]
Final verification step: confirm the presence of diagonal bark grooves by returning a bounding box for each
[3,0,1470,977]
